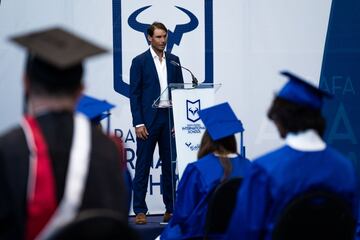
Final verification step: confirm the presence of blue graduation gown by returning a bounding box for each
[225,145,357,240]
[161,153,251,240]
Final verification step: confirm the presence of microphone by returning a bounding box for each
[170,60,198,86]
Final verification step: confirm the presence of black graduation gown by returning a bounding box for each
[0,111,128,240]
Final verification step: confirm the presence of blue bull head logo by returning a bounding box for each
[112,0,214,98]
[186,100,201,122]
[128,5,199,53]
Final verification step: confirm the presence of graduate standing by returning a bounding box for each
[160,102,251,240]
[0,28,128,240]
[225,71,358,240]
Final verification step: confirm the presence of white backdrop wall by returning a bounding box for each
[0,0,332,214]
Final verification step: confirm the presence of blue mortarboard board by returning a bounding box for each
[278,71,332,109]
[198,102,244,141]
[76,95,115,124]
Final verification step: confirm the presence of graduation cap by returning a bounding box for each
[10,27,108,102]
[198,102,244,141]
[278,71,332,109]
[10,27,107,69]
[76,95,115,125]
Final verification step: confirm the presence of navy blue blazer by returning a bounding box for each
[129,49,184,128]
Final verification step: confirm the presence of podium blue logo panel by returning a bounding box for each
[186,99,201,122]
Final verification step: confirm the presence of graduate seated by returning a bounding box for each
[77,94,132,213]
[160,102,251,240]
[76,94,115,133]
[225,71,358,240]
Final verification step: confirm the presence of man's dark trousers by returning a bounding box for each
[133,108,176,214]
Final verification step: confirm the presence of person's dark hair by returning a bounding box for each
[147,22,167,37]
[267,97,326,138]
[198,131,237,182]
[26,55,83,96]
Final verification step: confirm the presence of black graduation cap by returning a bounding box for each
[278,71,332,109]
[10,27,107,69]
[10,27,108,114]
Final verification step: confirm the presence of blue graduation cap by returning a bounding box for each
[278,71,332,109]
[76,95,115,126]
[198,102,244,141]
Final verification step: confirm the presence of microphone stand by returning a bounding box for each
[170,60,198,87]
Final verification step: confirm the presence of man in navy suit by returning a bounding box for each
[129,22,184,224]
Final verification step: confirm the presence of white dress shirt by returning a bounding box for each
[150,47,169,108]
[136,47,169,128]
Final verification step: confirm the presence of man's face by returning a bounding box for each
[148,28,167,53]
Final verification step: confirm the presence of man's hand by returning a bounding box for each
[135,125,149,140]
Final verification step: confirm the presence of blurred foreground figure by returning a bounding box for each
[225,71,358,240]
[0,27,128,240]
